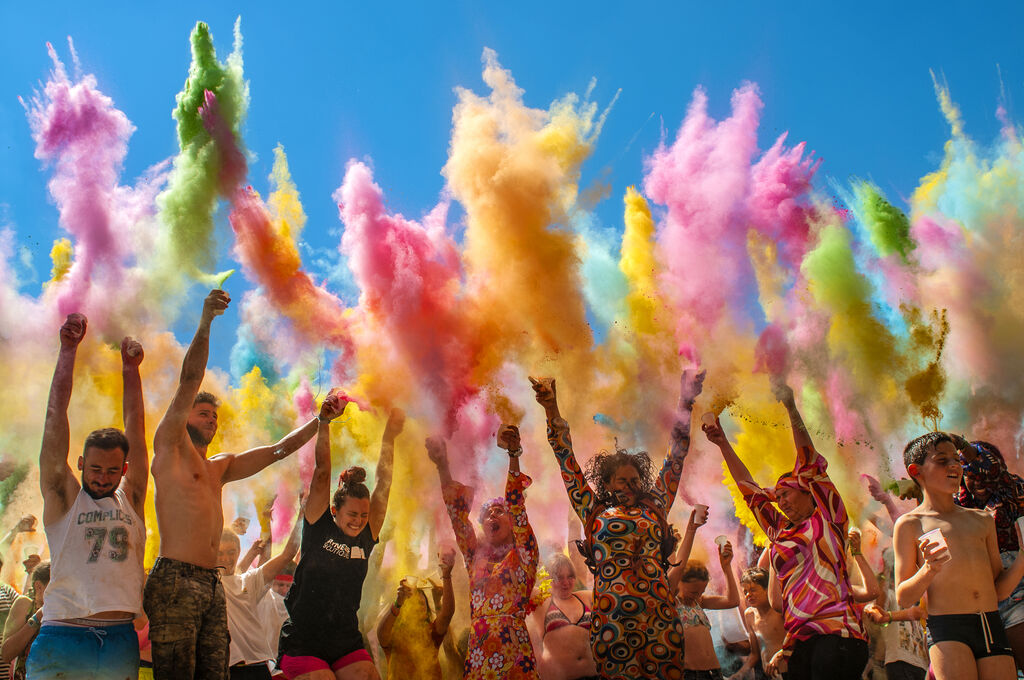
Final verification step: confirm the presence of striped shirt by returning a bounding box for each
[738,446,863,652]
[0,582,19,680]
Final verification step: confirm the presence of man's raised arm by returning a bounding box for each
[219,416,322,484]
[154,289,229,453]
[40,314,87,526]
[120,337,147,515]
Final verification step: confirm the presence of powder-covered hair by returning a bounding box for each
[740,567,768,589]
[681,560,709,582]
[548,553,576,579]
[334,466,370,508]
[584,445,655,501]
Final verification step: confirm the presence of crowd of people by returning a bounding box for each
[1,288,1023,680]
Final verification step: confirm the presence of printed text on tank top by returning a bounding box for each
[544,594,592,637]
[677,599,712,629]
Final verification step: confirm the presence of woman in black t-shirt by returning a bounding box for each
[278,393,405,679]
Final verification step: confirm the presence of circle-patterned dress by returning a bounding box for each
[546,417,686,680]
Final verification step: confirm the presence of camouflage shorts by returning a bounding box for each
[143,557,229,680]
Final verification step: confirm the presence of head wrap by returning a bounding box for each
[958,441,1024,551]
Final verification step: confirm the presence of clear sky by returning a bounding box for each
[2,1,1022,371]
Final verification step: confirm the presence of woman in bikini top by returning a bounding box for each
[530,554,599,680]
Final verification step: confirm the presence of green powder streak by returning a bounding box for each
[853,181,915,261]
[154,19,247,285]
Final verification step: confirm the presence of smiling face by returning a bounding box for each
[187,402,219,449]
[552,564,576,599]
[217,533,241,574]
[607,463,641,505]
[912,440,963,496]
[479,503,513,546]
[78,446,127,500]
[334,496,371,537]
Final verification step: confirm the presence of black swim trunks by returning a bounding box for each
[927,611,1012,659]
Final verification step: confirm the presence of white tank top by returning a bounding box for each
[43,487,145,621]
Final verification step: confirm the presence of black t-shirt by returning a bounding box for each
[279,509,377,657]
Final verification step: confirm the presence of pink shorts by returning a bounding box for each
[279,649,372,677]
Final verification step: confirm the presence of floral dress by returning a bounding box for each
[546,416,686,680]
[442,470,539,680]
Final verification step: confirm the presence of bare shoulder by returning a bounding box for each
[893,510,925,535]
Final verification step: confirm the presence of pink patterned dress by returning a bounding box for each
[738,445,864,652]
[442,470,539,680]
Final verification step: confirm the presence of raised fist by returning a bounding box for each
[529,376,557,410]
[60,313,87,348]
[121,337,144,367]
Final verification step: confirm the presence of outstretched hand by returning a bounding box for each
[384,408,406,440]
[701,416,729,448]
[439,546,456,576]
[201,289,230,322]
[60,313,87,348]
[769,378,795,406]
[529,377,557,410]
[425,436,448,466]
[496,424,521,452]
[318,390,347,422]
[121,336,144,367]
[678,368,706,410]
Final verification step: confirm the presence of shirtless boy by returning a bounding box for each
[736,567,786,680]
[144,290,335,679]
[894,431,1024,680]
[31,314,147,679]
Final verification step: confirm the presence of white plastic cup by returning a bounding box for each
[714,535,729,548]
[694,504,709,524]
[919,527,950,562]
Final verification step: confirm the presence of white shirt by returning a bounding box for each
[43,487,145,621]
[223,565,274,665]
[258,588,289,659]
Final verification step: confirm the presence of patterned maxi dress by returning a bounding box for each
[442,470,540,680]
[546,416,686,680]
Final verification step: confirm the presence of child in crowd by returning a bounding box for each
[894,431,1024,680]
[735,567,786,679]
[862,571,928,680]
[668,509,740,680]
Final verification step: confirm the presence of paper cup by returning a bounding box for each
[918,527,949,556]
[714,535,729,548]
[694,504,709,524]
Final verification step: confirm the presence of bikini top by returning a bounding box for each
[677,599,711,629]
[544,594,592,636]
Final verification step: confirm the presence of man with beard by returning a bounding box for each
[145,290,332,679]
[32,313,149,678]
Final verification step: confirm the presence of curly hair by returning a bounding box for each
[584,445,656,503]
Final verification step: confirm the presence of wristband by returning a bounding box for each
[317,414,331,424]
[390,604,401,617]
[886,611,893,624]
[507,447,523,458]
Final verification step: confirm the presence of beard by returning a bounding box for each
[81,474,117,500]
[187,424,214,448]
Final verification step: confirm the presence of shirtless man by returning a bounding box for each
[144,289,333,679]
[894,431,1024,680]
[32,313,148,679]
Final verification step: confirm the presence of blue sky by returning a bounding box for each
[2,1,1022,371]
